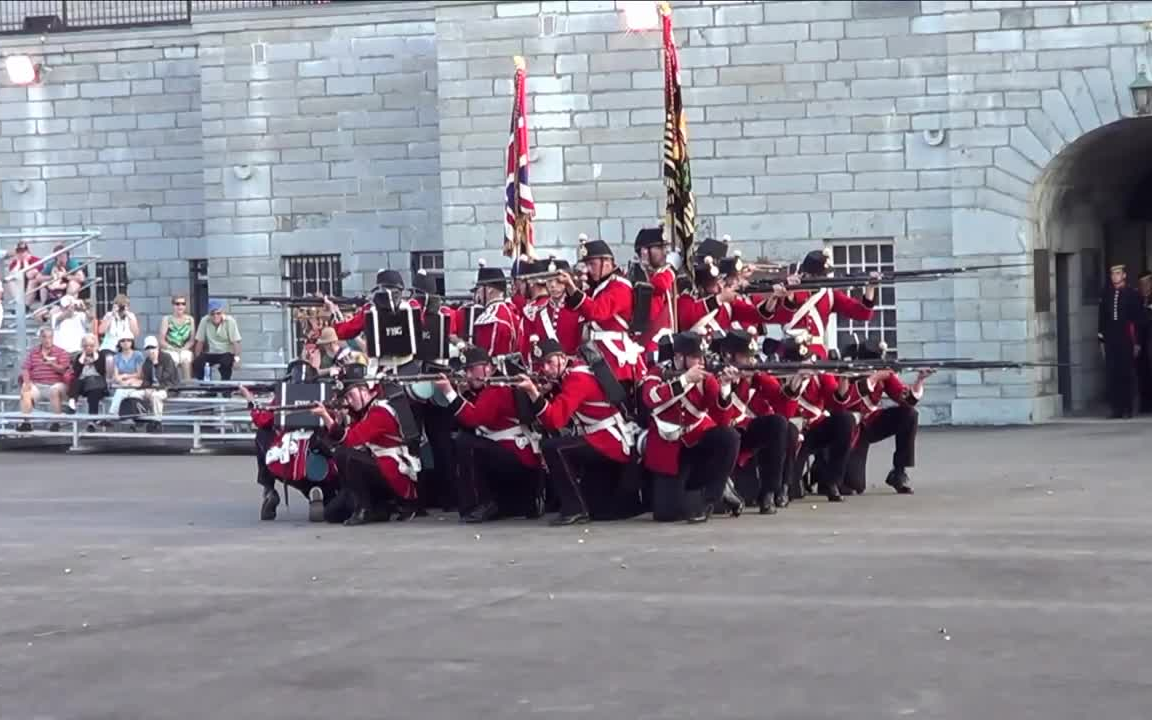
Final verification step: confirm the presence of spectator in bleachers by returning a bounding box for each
[16,327,71,433]
[49,295,91,355]
[70,334,108,429]
[106,332,145,417]
[39,243,85,305]
[4,239,42,309]
[193,299,242,381]
[159,294,196,380]
[140,335,179,428]
[98,294,139,362]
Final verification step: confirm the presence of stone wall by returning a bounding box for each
[0,32,203,334]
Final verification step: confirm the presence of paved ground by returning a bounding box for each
[1,420,1151,720]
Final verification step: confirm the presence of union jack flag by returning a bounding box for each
[662,5,695,266]
[504,57,535,259]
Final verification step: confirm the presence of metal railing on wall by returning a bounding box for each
[0,1,332,35]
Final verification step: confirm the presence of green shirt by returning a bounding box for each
[196,314,242,354]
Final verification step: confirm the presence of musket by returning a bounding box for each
[258,398,349,413]
[213,294,369,307]
[710,359,1063,374]
[746,262,1033,292]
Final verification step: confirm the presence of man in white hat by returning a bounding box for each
[50,294,91,355]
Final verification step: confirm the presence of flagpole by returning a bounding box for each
[660,2,674,254]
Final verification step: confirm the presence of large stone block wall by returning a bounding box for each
[0,32,203,335]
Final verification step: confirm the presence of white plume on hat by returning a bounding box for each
[478,258,488,268]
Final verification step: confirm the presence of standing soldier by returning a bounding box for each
[762,249,880,359]
[558,236,643,385]
[1098,263,1142,419]
[472,259,522,359]
[631,226,678,357]
[325,269,410,341]
[519,257,581,360]
[677,256,768,340]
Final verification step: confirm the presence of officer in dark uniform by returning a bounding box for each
[1137,270,1152,414]
[1098,263,1143,418]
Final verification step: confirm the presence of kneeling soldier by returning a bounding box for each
[641,332,741,523]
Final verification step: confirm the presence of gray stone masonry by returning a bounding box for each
[1,0,1149,423]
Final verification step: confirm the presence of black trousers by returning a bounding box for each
[1103,335,1135,416]
[793,412,855,497]
[192,352,235,381]
[844,406,918,493]
[415,402,458,510]
[453,432,544,518]
[69,379,107,415]
[541,436,638,520]
[651,426,740,521]
[738,415,791,505]
[332,446,406,515]
[1137,346,1152,413]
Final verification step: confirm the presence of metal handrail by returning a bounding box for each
[1,232,99,281]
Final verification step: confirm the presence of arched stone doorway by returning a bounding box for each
[1031,117,1152,414]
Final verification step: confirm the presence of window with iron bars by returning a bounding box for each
[284,254,343,354]
[93,261,129,318]
[826,240,897,356]
[410,251,445,295]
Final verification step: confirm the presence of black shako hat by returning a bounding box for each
[475,259,508,288]
[376,269,404,289]
[634,227,666,252]
[672,331,704,357]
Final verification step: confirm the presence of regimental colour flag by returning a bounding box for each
[504,56,536,260]
[661,4,695,264]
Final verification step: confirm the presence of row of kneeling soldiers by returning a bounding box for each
[244,327,930,527]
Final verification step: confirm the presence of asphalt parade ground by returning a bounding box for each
[2,419,1151,720]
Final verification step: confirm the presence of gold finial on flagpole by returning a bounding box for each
[514,55,526,71]
[659,2,671,17]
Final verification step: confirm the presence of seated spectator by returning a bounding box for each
[39,243,85,304]
[98,293,139,360]
[140,335,179,430]
[70,334,108,430]
[50,295,91,355]
[17,327,71,433]
[4,240,41,308]
[106,333,145,418]
[193,299,242,381]
[159,294,196,379]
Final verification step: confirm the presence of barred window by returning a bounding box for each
[827,239,897,355]
[93,261,129,318]
[284,254,343,354]
[411,251,445,295]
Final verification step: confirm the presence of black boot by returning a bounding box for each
[260,488,280,521]
[550,511,590,526]
[343,507,372,526]
[759,501,777,515]
[722,479,745,517]
[463,501,499,524]
[774,490,789,509]
[885,468,914,494]
[826,485,843,503]
[686,503,712,524]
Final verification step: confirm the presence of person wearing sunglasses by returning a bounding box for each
[159,295,196,380]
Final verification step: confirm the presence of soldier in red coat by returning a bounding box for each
[631,227,677,355]
[640,332,741,523]
[838,338,932,495]
[519,257,581,361]
[677,256,770,340]
[712,329,796,515]
[311,364,422,526]
[241,360,342,523]
[472,260,522,359]
[433,345,545,523]
[776,337,856,502]
[762,249,881,359]
[557,237,643,384]
[325,269,410,341]
[515,337,639,525]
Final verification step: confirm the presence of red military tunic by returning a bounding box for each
[638,265,677,351]
[566,274,642,382]
[520,295,582,360]
[473,298,521,358]
[533,363,632,463]
[839,373,921,445]
[783,373,846,433]
[714,374,796,467]
[639,364,722,476]
[677,292,768,339]
[446,384,541,469]
[768,288,875,359]
[333,400,421,500]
